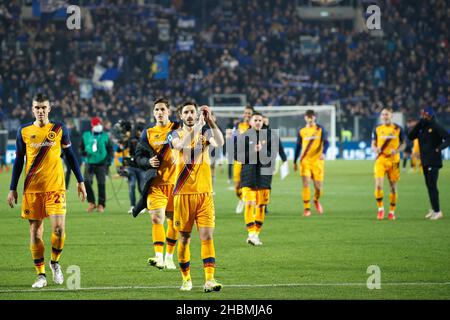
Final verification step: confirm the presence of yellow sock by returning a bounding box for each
[152,224,165,255]
[255,206,265,235]
[30,240,45,275]
[244,202,255,234]
[314,188,322,202]
[51,233,66,264]
[389,192,398,212]
[302,187,311,210]
[165,218,178,255]
[374,189,384,209]
[178,241,191,281]
[201,239,216,281]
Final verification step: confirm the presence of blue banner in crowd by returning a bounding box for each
[152,53,169,80]
[32,0,68,19]
[99,68,120,81]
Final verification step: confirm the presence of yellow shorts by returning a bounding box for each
[173,193,215,232]
[300,160,324,181]
[241,187,270,205]
[374,159,400,182]
[147,184,174,212]
[233,162,242,184]
[21,191,66,220]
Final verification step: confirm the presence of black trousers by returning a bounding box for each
[84,163,107,207]
[423,166,440,212]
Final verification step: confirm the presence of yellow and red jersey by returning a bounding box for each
[294,124,328,162]
[140,122,179,186]
[235,121,250,134]
[16,121,70,193]
[372,123,405,162]
[170,126,213,195]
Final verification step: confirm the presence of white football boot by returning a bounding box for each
[430,211,443,220]
[148,254,164,269]
[180,279,193,291]
[164,254,177,270]
[49,262,64,285]
[425,209,434,219]
[32,275,47,288]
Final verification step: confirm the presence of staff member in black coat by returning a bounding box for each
[236,112,287,246]
[408,107,449,220]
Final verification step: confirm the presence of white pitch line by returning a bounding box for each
[1,282,450,294]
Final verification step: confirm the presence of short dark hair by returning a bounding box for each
[177,101,198,114]
[154,98,170,109]
[245,105,255,113]
[305,109,316,117]
[251,112,264,118]
[33,93,49,103]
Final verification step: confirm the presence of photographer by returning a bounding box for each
[113,120,147,214]
[81,117,114,213]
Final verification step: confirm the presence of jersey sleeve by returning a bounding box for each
[320,125,329,154]
[168,130,179,148]
[10,127,26,190]
[61,123,71,147]
[202,125,212,146]
[293,128,302,162]
[16,127,26,156]
[371,127,378,143]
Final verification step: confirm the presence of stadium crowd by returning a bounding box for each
[1,0,449,139]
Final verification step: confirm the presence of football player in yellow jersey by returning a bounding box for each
[139,98,180,270]
[371,107,406,220]
[7,94,87,289]
[233,105,253,214]
[293,110,329,217]
[170,102,224,292]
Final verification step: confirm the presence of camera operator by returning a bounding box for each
[113,120,147,214]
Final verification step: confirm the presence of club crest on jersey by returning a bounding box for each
[47,131,57,141]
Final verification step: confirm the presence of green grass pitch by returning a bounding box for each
[0,160,449,300]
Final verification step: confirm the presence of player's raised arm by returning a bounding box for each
[7,127,26,208]
[202,106,224,148]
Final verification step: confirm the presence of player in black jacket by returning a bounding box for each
[407,107,449,220]
[236,112,287,245]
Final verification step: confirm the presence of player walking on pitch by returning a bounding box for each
[170,102,224,292]
[232,105,253,214]
[141,98,180,270]
[293,110,329,217]
[371,107,406,220]
[7,93,86,288]
[238,113,287,245]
